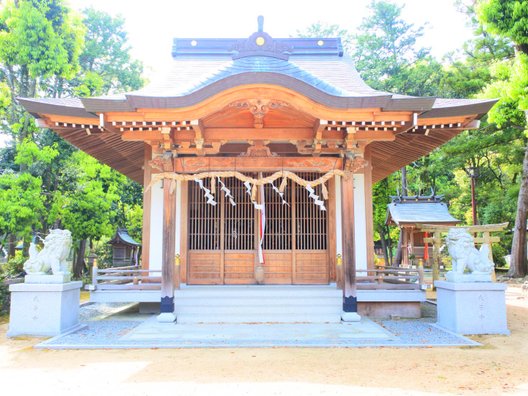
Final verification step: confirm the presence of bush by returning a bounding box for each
[0,254,26,279]
[0,277,9,316]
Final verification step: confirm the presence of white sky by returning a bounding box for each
[67,0,474,77]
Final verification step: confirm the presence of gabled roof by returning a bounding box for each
[108,228,141,247]
[386,196,460,226]
[18,21,498,184]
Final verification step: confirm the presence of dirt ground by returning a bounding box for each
[0,285,527,396]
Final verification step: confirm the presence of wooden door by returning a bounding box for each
[188,178,222,284]
[223,178,256,284]
[187,173,329,285]
[293,173,329,284]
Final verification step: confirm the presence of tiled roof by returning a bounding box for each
[387,201,460,226]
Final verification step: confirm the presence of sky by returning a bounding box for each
[68,0,475,77]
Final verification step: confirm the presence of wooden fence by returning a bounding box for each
[88,265,161,291]
[357,267,424,290]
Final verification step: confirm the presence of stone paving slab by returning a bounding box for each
[35,303,480,349]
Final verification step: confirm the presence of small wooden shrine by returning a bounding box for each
[108,228,141,267]
[20,18,496,320]
[386,195,460,266]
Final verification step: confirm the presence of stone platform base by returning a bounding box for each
[7,281,83,337]
[358,302,422,319]
[435,280,509,335]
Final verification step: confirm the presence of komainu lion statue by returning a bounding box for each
[445,228,493,275]
[23,229,72,275]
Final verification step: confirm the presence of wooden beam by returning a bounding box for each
[122,130,163,141]
[418,222,508,233]
[173,156,343,173]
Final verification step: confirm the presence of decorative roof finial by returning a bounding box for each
[257,15,264,33]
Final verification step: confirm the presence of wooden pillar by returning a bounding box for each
[432,231,441,285]
[341,171,360,320]
[364,149,375,270]
[402,227,409,267]
[410,226,415,266]
[159,176,177,321]
[141,145,152,269]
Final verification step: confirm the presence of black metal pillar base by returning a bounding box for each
[343,295,358,313]
[160,296,175,313]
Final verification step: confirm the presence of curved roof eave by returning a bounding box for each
[80,72,439,114]
[17,97,98,119]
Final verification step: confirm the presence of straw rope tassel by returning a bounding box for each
[322,182,329,200]
[210,176,216,195]
[279,176,288,194]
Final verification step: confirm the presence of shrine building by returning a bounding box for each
[20,19,496,322]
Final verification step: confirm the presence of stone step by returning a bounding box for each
[173,285,342,324]
[176,313,342,324]
[174,304,341,315]
[174,296,342,307]
[176,285,342,298]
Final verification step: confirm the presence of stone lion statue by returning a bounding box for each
[445,228,493,275]
[23,229,72,275]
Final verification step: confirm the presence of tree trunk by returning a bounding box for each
[401,166,408,196]
[386,225,393,266]
[378,226,389,266]
[7,234,16,260]
[395,230,403,265]
[73,239,87,278]
[509,144,528,278]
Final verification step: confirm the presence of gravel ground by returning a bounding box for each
[37,302,478,349]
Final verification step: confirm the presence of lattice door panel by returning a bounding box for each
[263,181,292,250]
[293,173,329,283]
[189,178,221,250]
[224,177,255,251]
[223,177,256,283]
[294,173,328,250]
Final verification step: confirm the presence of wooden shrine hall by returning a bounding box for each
[20,18,496,322]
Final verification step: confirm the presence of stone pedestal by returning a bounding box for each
[435,280,509,335]
[7,281,83,337]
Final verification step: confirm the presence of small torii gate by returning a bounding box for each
[418,223,509,284]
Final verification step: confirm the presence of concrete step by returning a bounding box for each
[173,285,342,324]
[174,296,342,307]
[176,313,342,324]
[174,304,341,315]
[176,285,342,298]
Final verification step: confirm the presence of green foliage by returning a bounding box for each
[0,0,84,80]
[1,253,26,278]
[51,151,120,242]
[478,0,528,51]
[0,172,45,240]
[73,7,143,96]
[296,22,353,52]
[353,0,429,92]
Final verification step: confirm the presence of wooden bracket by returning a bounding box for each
[190,119,205,155]
[312,119,327,154]
[160,126,172,150]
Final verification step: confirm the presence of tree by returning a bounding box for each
[297,22,353,52]
[66,7,144,97]
[0,0,84,140]
[478,0,528,277]
[50,151,121,276]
